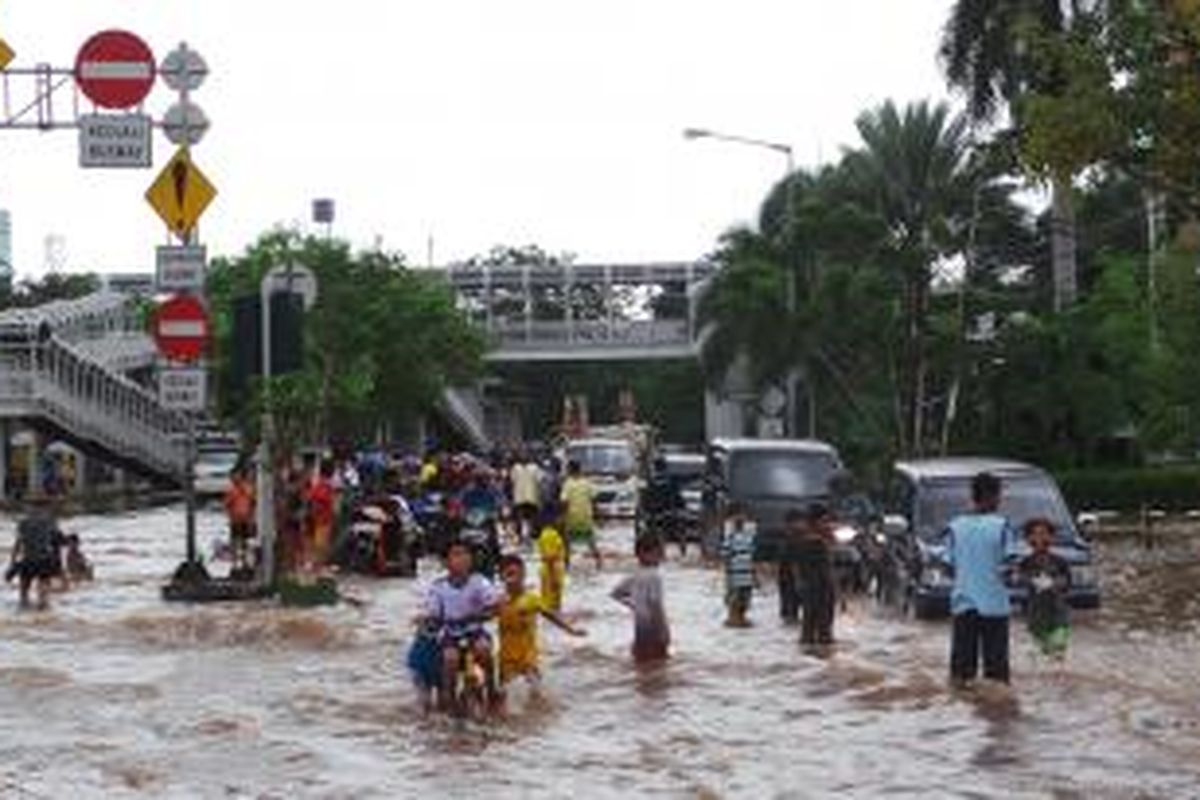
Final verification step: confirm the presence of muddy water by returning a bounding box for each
[1,507,1198,799]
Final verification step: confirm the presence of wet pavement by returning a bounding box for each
[1,506,1199,799]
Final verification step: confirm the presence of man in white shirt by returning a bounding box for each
[509,451,543,544]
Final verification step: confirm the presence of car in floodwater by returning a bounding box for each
[880,457,1102,619]
[562,438,641,519]
[700,438,846,561]
[193,447,241,499]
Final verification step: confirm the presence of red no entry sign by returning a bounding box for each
[152,294,210,363]
[74,30,156,109]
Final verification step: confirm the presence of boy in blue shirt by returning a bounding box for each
[942,472,1018,687]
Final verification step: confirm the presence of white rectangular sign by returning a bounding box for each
[159,367,207,411]
[156,245,207,292]
[79,113,152,168]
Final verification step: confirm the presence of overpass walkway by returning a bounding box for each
[0,293,187,485]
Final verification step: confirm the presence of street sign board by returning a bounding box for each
[156,245,206,292]
[78,113,152,168]
[265,264,319,310]
[162,100,209,147]
[160,44,207,92]
[0,38,15,71]
[152,293,210,362]
[145,147,217,240]
[74,30,155,109]
[159,367,207,411]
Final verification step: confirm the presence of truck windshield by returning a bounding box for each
[916,476,1076,542]
[566,442,636,476]
[730,451,838,499]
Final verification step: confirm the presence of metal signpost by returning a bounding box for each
[146,42,215,587]
[1,28,220,591]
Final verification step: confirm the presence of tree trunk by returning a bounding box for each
[1050,176,1078,311]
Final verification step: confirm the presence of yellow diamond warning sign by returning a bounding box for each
[0,38,15,71]
[145,147,217,240]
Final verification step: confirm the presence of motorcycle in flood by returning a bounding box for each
[341,497,421,578]
[459,508,501,580]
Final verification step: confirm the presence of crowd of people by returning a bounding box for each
[401,461,1077,718]
[3,444,1075,718]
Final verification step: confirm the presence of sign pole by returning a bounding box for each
[256,270,276,589]
[184,406,198,564]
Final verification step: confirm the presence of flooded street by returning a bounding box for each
[2,506,1199,799]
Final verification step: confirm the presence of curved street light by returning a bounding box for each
[682,125,810,437]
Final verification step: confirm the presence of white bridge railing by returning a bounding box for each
[0,335,188,479]
[488,319,692,350]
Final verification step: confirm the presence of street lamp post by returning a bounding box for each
[683,127,806,438]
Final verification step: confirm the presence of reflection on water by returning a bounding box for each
[1,507,1198,798]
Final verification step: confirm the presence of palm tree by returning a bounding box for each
[941,0,1093,312]
[842,100,977,455]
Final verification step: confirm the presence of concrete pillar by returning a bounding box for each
[27,429,41,498]
[0,419,10,502]
[74,449,87,495]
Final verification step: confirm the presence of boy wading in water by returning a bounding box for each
[496,554,586,697]
[720,502,757,627]
[611,535,670,663]
[943,472,1019,687]
[1018,517,1072,661]
[797,504,837,647]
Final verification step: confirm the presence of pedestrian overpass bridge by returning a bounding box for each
[0,260,732,483]
[0,293,187,497]
[438,260,716,362]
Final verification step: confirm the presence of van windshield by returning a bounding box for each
[566,442,636,476]
[730,451,838,499]
[916,476,1076,542]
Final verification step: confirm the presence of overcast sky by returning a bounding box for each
[0,0,955,278]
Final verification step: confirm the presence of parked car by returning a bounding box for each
[700,438,848,562]
[663,452,706,517]
[193,447,241,498]
[562,438,641,519]
[880,457,1102,619]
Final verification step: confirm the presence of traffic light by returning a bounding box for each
[229,291,306,394]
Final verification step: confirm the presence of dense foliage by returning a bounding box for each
[207,231,486,450]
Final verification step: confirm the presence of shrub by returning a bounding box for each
[1056,466,1200,512]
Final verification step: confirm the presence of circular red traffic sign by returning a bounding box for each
[74,30,156,109]
[152,294,210,363]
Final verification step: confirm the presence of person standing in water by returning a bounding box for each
[611,535,670,663]
[942,472,1019,687]
[6,498,65,610]
[1018,517,1072,661]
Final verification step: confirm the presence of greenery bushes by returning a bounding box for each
[1056,466,1200,512]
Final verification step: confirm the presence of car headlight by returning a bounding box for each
[833,525,858,544]
[923,563,953,588]
[1070,566,1097,587]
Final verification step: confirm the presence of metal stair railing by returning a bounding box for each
[0,334,188,479]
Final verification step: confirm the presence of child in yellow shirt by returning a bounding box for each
[497,554,586,689]
[537,523,567,612]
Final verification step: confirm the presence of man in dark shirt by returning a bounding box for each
[797,504,837,647]
[6,500,65,610]
[777,509,806,624]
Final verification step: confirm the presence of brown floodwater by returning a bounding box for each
[1,507,1198,799]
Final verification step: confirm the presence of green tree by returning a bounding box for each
[207,230,486,449]
[941,0,1100,311]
